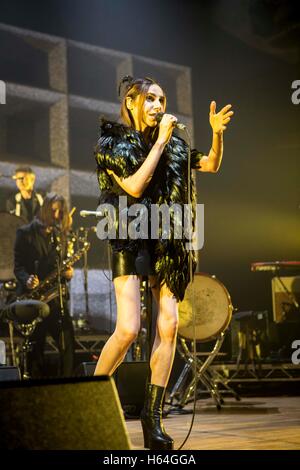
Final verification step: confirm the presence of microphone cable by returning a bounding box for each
[176,125,199,451]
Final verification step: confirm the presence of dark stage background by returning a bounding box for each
[0,0,299,322]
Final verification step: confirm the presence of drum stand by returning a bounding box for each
[75,227,92,331]
[131,281,148,361]
[13,319,41,380]
[127,279,148,362]
[169,333,240,411]
[2,299,50,380]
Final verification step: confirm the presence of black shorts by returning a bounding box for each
[111,244,156,279]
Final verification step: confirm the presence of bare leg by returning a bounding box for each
[94,275,141,376]
[140,277,176,450]
[149,278,178,387]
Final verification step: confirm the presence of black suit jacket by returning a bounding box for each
[14,219,67,295]
[6,191,43,223]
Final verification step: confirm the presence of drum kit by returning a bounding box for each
[0,213,50,379]
[169,273,240,410]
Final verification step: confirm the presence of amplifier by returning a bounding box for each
[77,361,148,417]
[271,276,300,323]
[230,311,269,360]
[0,366,21,382]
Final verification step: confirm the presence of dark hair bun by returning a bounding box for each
[118,75,134,98]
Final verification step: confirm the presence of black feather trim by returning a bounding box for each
[94,120,203,301]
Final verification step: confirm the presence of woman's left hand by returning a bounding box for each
[209,101,233,134]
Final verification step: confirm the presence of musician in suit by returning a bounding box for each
[14,193,75,378]
[6,166,44,223]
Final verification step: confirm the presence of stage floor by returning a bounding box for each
[126,396,300,450]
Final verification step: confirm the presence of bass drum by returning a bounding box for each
[178,273,233,342]
[0,212,26,281]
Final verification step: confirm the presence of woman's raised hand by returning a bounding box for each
[209,101,234,134]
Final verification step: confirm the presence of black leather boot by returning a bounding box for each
[140,383,174,450]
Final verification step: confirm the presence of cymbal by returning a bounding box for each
[251,261,300,272]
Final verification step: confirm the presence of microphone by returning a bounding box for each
[155,112,186,130]
[51,226,61,246]
[51,223,62,237]
[34,260,39,276]
[80,210,104,218]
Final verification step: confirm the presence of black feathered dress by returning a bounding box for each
[95,120,203,302]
